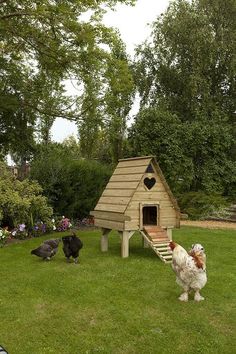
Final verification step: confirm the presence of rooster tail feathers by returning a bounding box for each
[169,241,177,251]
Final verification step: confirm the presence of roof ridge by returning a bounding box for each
[118,156,155,162]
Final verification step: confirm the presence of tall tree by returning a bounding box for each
[131,0,236,194]
[0,0,136,161]
[104,39,135,162]
[78,37,135,162]
[135,0,236,119]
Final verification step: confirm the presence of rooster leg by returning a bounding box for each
[194,290,204,301]
[74,257,79,264]
[66,257,70,263]
[178,292,188,302]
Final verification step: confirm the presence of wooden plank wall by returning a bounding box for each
[91,211,130,231]
[93,158,152,230]
[124,171,178,230]
[92,157,179,231]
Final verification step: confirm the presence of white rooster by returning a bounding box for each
[169,241,207,302]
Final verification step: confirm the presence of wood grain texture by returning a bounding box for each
[94,218,124,231]
[91,210,130,222]
[110,174,143,182]
[95,203,127,213]
[113,166,147,175]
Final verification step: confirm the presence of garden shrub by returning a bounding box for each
[178,191,229,220]
[30,145,112,218]
[65,159,112,218]
[29,220,54,237]
[0,228,10,247]
[0,161,53,228]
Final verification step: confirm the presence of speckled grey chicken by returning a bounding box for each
[43,238,61,255]
[31,243,55,260]
[31,238,60,260]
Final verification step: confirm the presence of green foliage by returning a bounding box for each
[11,227,29,240]
[0,161,53,227]
[30,143,76,209]
[129,107,236,195]
[131,0,236,198]
[30,143,112,218]
[129,107,194,193]
[103,40,135,162]
[0,228,10,247]
[135,0,236,120]
[62,136,81,158]
[0,0,136,163]
[178,191,229,220]
[77,36,135,162]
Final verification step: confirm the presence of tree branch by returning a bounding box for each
[0,12,32,20]
[22,101,94,122]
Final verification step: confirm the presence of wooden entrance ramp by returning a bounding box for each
[140,226,173,263]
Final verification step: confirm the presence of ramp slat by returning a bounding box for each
[140,228,173,263]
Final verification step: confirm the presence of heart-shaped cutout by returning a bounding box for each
[144,177,156,190]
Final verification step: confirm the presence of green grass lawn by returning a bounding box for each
[0,227,236,354]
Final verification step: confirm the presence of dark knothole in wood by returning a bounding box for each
[144,177,156,190]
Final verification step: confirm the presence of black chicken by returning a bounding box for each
[62,232,83,264]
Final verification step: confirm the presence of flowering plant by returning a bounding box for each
[51,218,57,231]
[0,228,10,247]
[11,223,28,240]
[56,216,72,231]
[77,217,94,227]
[30,221,47,237]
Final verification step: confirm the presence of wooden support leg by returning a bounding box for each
[121,231,130,258]
[101,228,111,252]
[166,228,172,241]
[143,236,149,248]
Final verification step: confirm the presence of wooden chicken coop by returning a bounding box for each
[90,156,180,262]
